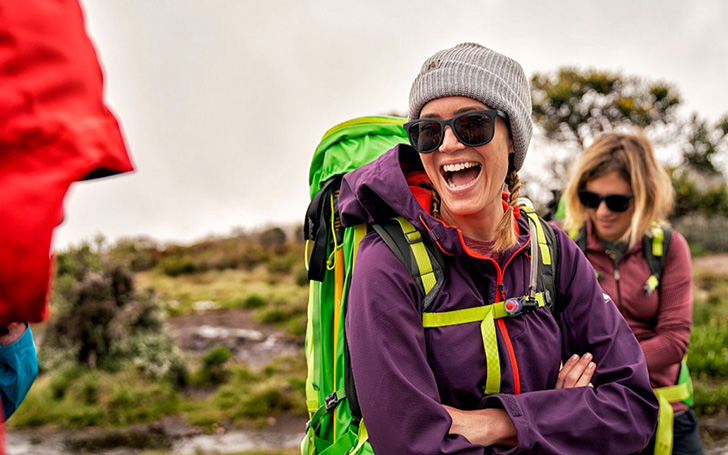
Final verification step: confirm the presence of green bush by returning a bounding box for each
[693,379,728,416]
[190,346,233,387]
[158,256,197,277]
[688,318,728,378]
[239,294,267,309]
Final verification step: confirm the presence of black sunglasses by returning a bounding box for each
[578,189,634,213]
[403,110,509,153]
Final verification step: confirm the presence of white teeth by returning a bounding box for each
[442,162,478,172]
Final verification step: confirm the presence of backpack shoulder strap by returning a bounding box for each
[304,176,343,281]
[642,224,673,295]
[371,216,445,312]
[518,199,560,316]
[569,224,588,253]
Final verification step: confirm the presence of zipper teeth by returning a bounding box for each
[322,116,405,139]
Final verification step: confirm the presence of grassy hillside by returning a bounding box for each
[9,226,728,436]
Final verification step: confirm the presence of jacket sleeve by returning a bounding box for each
[484,229,659,455]
[0,325,38,420]
[346,232,488,455]
[640,231,692,370]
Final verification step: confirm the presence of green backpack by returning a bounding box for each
[301,116,560,455]
[301,116,409,455]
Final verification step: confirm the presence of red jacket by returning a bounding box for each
[580,219,693,412]
[0,0,133,329]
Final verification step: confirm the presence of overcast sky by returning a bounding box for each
[54,0,728,249]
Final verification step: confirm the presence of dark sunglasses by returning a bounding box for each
[578,189,634,213]
[403,110,509,153]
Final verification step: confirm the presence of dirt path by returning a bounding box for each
[169,307,303,369]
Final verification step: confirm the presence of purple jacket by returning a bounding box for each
[339,146,658,455]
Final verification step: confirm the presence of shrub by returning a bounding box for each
[158,256,197,277]
[688,318,728,379]
[239,294,267,309]
[693,379,728,416]
[191,346,233,386]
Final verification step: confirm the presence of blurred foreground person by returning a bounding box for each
[0,0,133,450]
[563,133,702,455]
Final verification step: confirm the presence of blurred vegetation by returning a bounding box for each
[142,450,299,455]
[10,224,309,434]
[529,67,728,226]
[688,268,728,416]
[531,68,681,148]
[182,354,307,431]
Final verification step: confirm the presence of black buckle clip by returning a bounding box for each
[325,392,340,411]
[522,296,539,311]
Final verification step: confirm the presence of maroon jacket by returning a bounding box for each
[339,146,658,455]
[579,219,693,412]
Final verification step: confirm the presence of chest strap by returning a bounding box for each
[653,382,691,455]
[652,358,694,455]
[423,293,546,395]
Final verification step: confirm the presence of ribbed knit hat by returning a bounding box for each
[408,43,532,171]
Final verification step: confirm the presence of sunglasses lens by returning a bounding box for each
[605,195,632,213]
[578,190,601,209]
[454,112,493,146]
[408,121,443,153]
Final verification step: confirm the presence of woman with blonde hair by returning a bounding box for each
[563,132,702,455]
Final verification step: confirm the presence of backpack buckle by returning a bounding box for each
[522,296,539,311]
[504,296,539,316]
[325,392,341,411]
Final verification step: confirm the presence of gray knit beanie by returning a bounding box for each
[408,43,532,171]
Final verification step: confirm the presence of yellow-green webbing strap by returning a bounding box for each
[422,294,547,326]
[391,216,437,295]
[524,210,551,266]
[349,420,370,455]
[305,283,318,415]
[653,382,691,455]
[651,223,665,258]
[480,305,499,394]
[422,293,546,395]
[644,224,665,294]
[352,224,367,267]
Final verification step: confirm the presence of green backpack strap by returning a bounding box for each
[642,223,673,296]
[371,216,445,312]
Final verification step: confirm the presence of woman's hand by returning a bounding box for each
[555,353,596,389]
[0,322,27,347]
[442,405,517,448]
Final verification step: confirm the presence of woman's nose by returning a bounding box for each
[596,200,611,215]
[438,126,465,153]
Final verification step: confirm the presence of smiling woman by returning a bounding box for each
[563,133,703,455]
[336,43,660,455]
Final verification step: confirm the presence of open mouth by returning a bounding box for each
[441,162,482,188]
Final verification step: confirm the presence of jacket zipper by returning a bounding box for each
[493,238,530,395]
[614,267,622,309]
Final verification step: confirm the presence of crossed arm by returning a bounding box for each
[443,352,596,447]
